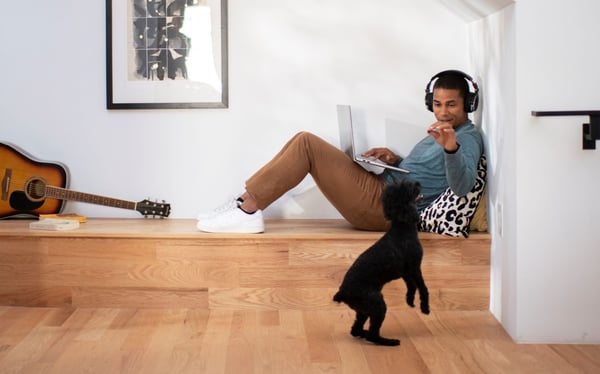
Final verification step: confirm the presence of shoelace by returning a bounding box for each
[213,197,241,213]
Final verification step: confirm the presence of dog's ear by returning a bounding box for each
[412,182,422,199]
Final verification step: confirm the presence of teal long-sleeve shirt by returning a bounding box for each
[380,120,483,212]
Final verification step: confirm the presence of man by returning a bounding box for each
[197,70,483,233]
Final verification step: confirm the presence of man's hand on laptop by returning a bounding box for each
[362,148,401,165]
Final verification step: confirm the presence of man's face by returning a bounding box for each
[432,88,468,128]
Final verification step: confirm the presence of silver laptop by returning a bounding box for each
[336,104,410,173]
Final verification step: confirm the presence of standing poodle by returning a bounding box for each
[333,181,430,346]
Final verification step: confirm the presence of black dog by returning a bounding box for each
[333,181,430,346]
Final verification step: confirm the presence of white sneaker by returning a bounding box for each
[196,197,242,221]
[197,204,264,233]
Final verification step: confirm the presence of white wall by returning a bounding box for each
[468,4,517,336]
[0,0,468,220]
[514,0,600,343]
[6,0,597,345]
[470,1,600,343]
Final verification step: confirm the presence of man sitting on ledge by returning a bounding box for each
[197,70,483,234]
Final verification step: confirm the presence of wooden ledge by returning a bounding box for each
[0,218,491,240]
[0,218,491,309]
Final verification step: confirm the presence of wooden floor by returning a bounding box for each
[0,219,599,373]
[1,306,599,374]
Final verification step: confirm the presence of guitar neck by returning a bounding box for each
[45,186,137,211]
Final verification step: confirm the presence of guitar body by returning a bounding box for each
[0,142,69,218]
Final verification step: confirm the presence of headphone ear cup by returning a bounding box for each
[465,92,479,112]
[425,92,433,112]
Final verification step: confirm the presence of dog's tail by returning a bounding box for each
[333,290,344,303]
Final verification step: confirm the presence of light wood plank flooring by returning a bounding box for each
[1,306,599,374]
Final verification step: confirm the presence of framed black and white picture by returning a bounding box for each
[106,0,228,109]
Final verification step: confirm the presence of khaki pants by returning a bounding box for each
[245,132,390,231]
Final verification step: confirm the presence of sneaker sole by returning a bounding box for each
[196,222,264,234]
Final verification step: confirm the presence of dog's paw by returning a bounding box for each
[351,327,367,338]
[420,303,430,315]
[366,334,400,346]
[406,290,416,307]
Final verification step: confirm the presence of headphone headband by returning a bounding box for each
[424,70,479,113]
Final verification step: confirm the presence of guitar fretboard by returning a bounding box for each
[45,186,137,211]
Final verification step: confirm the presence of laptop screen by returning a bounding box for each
[336,104,356,159]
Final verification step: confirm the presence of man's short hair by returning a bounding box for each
[433,72,469,102]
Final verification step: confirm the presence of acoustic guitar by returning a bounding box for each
[0,142,171,219]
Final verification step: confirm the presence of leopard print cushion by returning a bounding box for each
[418,154,487,238]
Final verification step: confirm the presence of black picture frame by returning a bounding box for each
[106,0,228,109]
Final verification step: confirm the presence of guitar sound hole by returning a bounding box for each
[24,177,47,202]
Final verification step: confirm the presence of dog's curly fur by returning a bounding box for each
[333,181,430,346]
